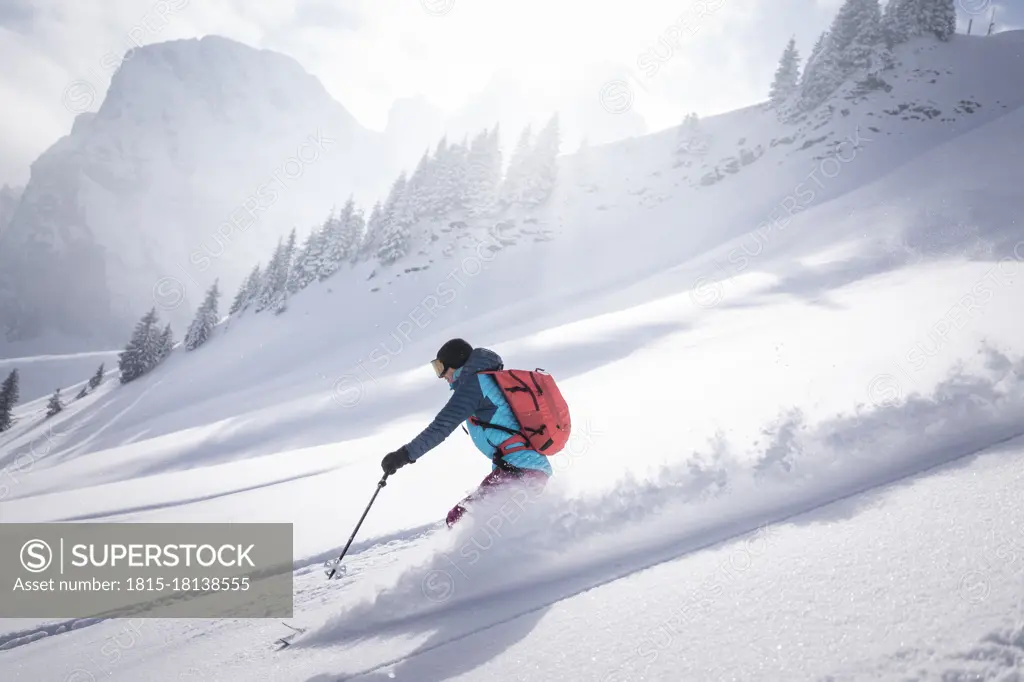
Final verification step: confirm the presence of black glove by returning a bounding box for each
[381,447,413,475]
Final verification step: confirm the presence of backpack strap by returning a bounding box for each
[468,417,529,451]
[492,452,527,478]
[468,416,531,473]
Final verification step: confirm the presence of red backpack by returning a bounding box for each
[470,368,572,457]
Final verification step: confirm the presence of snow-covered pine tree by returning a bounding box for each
[463,125,503,217]
[423,137,449,218]
[326,202,362,270]
[461,128,488,214]
[286,230,311,295]
[769,37,801,108]
[798,30,844,112]
[88,363,104,390]
[882,0,906,45]
[829,0,869,57]
[227,280,242,315]
[274,291,289,315]
[320,198,362,280]
[343,205,365,264]
[487,124,504,205]
[157,323,174,361]
[446,138,470,213]
[802,31,828,84]
[523,113,560,207]
[292,227,324,289]
[143,319,164,368]
[45,388,63,418]
[356,201,384,262]
[282,228,297,283]
[1,368,19,406]
[884,0,922,44]
[267,229,298,310]
[316,208,343,281]
[499,124,534,208]
[244,264,263,306]
[395,175,415,230]
[75,385,88,400]
[0,368,18,432]
[918,0,956,40]
[184,279,221,351]
[256,232,294,313]
[254,240,282,313]
[908,0,932,39]
[805,0,880,82]
[834,0,884,74]
[230,264,261,315]
[118,308,160,383]
[377,172,412,266]
[406,151,433,222]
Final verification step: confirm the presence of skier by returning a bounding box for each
[381,338,570,527]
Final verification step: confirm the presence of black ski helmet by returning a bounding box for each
[435,338,472,374]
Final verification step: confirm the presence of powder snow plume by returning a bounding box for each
[293,347,1024,648]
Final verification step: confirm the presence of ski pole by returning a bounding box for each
[325,473,389,580]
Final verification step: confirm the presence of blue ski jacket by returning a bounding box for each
[403,347,553,476]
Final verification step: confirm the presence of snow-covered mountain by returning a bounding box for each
[0,36,398,351]
[0,36,646,357]
[1,14,1024,682]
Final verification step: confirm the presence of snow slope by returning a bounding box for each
[1,256,1022,681]
[1,29,1023,682]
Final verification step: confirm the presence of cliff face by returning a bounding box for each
[0,35,394,346]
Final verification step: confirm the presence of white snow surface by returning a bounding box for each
[1,31,1024,682]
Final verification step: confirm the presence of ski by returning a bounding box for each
[273,621,307,650]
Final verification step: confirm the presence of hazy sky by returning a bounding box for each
[0,0,1019,187]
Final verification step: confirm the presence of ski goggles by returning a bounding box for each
[430,358,446,378]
